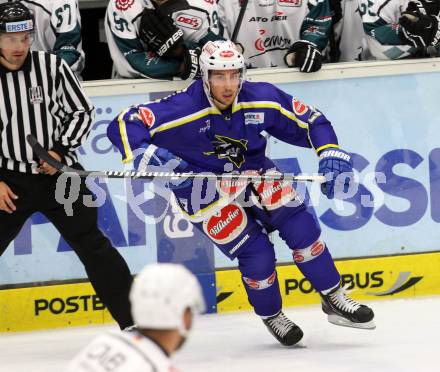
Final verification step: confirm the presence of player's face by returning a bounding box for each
[0,31,33,70]
[209,69,241,110]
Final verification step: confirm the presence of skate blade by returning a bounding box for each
[327,314,376,330]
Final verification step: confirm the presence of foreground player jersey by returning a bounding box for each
[105,0,223,78]
[108,79,338,173]
[218,0,333,68]
[64,331,173,372]
[0,0,85,75]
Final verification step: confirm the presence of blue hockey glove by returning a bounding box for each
[318,148,354,199]
[134,144,191,190]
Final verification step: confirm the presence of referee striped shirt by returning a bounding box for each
[0,51,94,175]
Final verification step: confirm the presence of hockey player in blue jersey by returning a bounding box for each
[107,40,375,346]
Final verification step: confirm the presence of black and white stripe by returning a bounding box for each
[0,51,94,174]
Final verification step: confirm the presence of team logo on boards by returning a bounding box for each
[28,86,43,105]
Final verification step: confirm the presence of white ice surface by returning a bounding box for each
[1,297,439,372]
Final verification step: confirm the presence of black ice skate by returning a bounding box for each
[321,284,375,330]
[262,311,304,346]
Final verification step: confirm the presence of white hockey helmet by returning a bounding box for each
[130,263,205,336]
[200,40,245,74]
[199,40,246,94]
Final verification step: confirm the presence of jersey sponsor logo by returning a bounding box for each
[28,86,43,105]
[203,203,247,244]
[277,0,302,6]
[315,16,332,23]
[249,11,287,22]
[5,20,33,33]
[254,29,291,52]
[175,14,202,30]
[139,107,155,128]
[252,178,298,210]
[292,98,308,116]
[293,250,304,263]
[217,178,248,196]
[217,170,257,198]
[243,271,276,290]
[115,0,134,11]
[292,239,325,263]
[203,135,248,168]
[244,112,265,124]
[311,240,325,256]
[303,25,326,38]
[258,0,276,6]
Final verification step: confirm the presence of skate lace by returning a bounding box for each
[329,285,361,314]
[266,312,295,337]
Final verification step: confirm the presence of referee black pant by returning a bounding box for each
[0,166,134,329]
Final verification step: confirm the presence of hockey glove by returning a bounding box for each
[284,40,322,73]
[405,0,440,16]
[134,144,191,190]
[399,11,440,47]
[139,8,184,57]
[318,148,354,199]
[180,43,201,80]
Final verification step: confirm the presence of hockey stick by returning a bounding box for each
[231,0,249,43]
[27,135,325,183]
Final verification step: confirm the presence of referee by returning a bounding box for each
[0,2,134,329]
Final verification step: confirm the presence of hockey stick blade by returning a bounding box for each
[27,135,325,183]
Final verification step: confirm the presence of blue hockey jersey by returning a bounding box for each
[107,79,339,173]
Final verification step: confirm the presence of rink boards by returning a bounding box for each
[2,61,440,332]
[1,252,439,332]
[216,252,440,313]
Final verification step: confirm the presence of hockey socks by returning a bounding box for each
[293,242,340,292]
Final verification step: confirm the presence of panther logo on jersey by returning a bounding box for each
[203,135,248,168]
[115,0,134,11]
